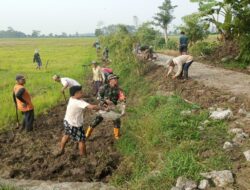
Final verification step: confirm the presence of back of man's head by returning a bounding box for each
[69,86,82,97]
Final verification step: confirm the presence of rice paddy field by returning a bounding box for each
[0,38,96,129]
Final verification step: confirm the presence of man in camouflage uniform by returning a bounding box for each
[85,74,126,140]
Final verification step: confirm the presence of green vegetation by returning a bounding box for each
[0,184,21,190]
[0,38,95,129]
[136,23,165,49]
[99,31,232,189]
[189,0,250,66]
[179,13,209,45]
[189,41,219,56]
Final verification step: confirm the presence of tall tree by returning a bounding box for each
[153,0,177,43]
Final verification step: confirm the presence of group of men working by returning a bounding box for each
[134,44,157,61]
[13,60,126,157]
[13,32,191,157]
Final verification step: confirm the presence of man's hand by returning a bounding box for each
[100,104,110,111]
[105,100,114,105]
[172,76,177,79]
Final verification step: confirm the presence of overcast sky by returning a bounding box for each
[0,0,198,35]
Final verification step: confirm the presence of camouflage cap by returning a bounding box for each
[107,74,119,81]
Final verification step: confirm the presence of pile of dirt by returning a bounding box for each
[0,98,120,183]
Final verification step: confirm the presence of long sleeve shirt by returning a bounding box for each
[167,55,193,77]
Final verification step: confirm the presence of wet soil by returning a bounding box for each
[0,98,120,183]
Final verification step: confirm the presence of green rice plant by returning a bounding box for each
[0,38,96,129]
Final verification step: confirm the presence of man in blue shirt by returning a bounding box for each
[179,31,189,55]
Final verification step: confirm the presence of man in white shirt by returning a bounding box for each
[52,75,81,94]
[166,54,193,80]
[56,86,99,157]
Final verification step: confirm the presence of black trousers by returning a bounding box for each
[22,110,34,132]
[90,115,121,129]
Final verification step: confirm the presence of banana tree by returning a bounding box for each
[191,0,234,41]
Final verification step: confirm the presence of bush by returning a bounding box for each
[165,39,178,50]
[135,22,166,49]
[190,41,218,56]
[154,37,166,49]
[239,35,250,65]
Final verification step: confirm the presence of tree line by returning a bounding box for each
[0,27,94,38]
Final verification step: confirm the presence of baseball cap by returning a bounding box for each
[16,74,25,81]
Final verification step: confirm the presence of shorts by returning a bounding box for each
[63,120,85,142]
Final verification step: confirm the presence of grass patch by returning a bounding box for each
[0,184,22,190]
[111,79,232,189]
[222,61,249,70]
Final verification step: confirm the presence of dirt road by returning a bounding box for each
[156,54,250,100]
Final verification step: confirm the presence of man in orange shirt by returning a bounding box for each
[13,75,34,132]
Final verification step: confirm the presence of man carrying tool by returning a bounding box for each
[85,74,126,140]
[13,74,34,132]
[33,49,42,70]
[166,54,193,80]
[93,40,101,53]
[102,47,109,62]
[56,86,99,157]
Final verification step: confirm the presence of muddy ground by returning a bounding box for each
[0,97,120,183]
